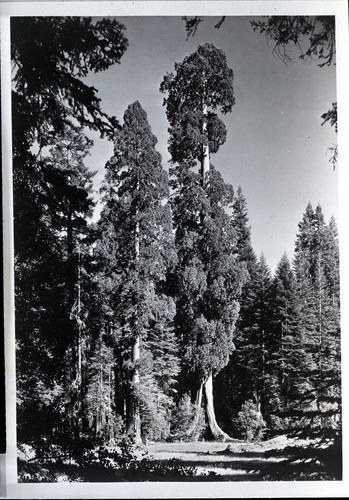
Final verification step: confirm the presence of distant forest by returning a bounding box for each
[12,16,340,477]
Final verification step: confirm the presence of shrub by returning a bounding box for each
[139,378,173,441]
[170,394,206,441]
[234,400,267,442]
[18,437,197,481]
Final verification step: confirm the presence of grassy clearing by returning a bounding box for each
[148,435,292,455]
[145,435,339,481]
[18,435,339,482]
[145,437,293,479]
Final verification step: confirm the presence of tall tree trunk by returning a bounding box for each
[201,94,230,442]
[76,246,82,390]
[185,382,203,438]
[128,335,141,444]
[128,215,142,444]
[67,204,74,255]
[317,256,324,426]
[71,242,83,440]
[66,202,76,308]
[201,101,210,181]
[204,374,231,441]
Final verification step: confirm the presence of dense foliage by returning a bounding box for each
[12,17,341,481]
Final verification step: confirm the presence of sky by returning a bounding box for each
[84,16,338,272]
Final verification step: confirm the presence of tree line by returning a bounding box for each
[12,17,340,458]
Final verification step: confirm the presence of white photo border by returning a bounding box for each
[2,1,349,498]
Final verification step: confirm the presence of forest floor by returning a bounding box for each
[146,435,323,481]
[18,435,340,482]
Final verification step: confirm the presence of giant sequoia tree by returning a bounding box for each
[98,101,178,444]
[161,44,245,440]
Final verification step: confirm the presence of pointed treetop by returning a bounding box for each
[305,201,314,215]
[327,216,338,235]
[275,253,293,276]
[258,252,270,272]
[314,203,325,222]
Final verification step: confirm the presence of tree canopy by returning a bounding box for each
[12,16,341,481]
[12,16,128,147]
[160,42,235,172]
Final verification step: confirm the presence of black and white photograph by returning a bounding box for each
[2,1,349,498]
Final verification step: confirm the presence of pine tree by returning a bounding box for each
[98,101,178,444]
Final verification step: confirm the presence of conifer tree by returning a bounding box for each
[231,254,272,420]
[12,17,128,450]
[265,253,305,430]
[45,129,96,438]
[161,44,245,440]
[232,186,256,267]
[15,126,96,447]
[160,42,234,178]
[214,186,257,432]
[293,203,341,434]
[98,101,178,443]
[84,331,118,442]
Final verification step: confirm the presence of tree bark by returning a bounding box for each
[201,101,210,181]
[74,243,83,439]
[185,382,203,438]
[128,335,142,444]
[204,374,231,441]
[127,208,142,444]
[76,246,82,389]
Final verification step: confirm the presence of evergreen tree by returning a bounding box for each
[265,253,304,431]
[13,17,128,449]
[15,127,96,447]
[160,42,235,177]
[98,101,178,444]
[231,254,272,421]
[84,331,120,442]
[161,44,246,440]
[293,203,341,435]
[232,186,256,267]
[214,186,257,433]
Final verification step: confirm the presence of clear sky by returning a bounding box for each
[84,16,338,272]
